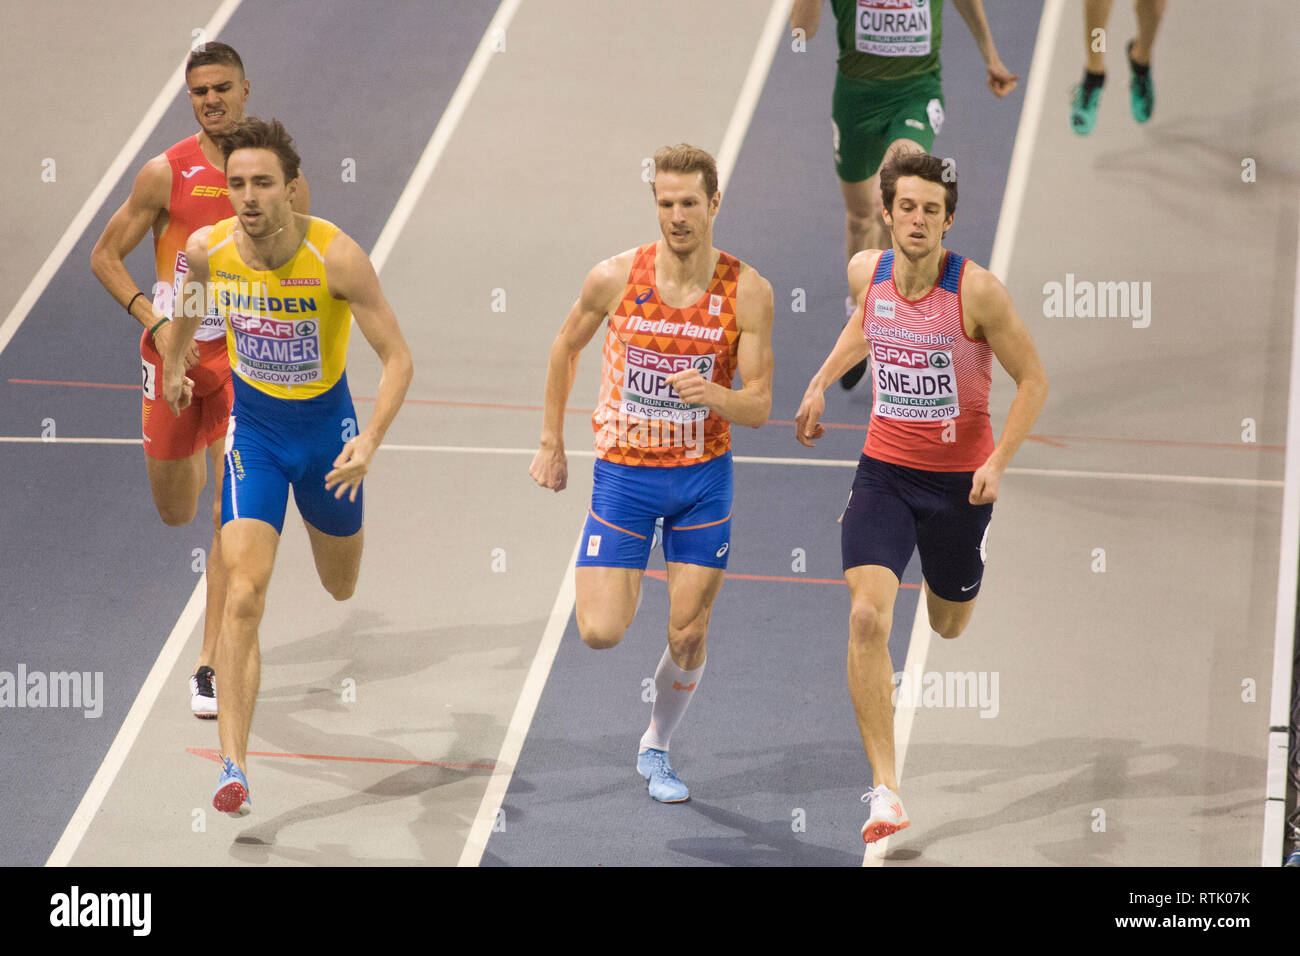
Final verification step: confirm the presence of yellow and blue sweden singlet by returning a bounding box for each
[208,216,352,399]
[207,216,363,536]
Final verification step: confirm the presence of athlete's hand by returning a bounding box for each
[325,432,378,502]
[794,390,826,447]
[529,443,568,492]
[665,369,713,406]
[153,322,200,371]
[986,59,1019,98]
[970,461,1002,505]
[162,372,194,416]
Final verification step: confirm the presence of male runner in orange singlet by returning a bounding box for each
[530,144,774,803]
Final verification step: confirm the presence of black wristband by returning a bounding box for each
[126,291,146,315]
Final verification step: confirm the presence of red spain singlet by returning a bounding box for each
[153,135,234,341]
[862,249,993,471]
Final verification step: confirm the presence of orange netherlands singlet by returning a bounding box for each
[153,135,233,341]
[862,249,994,471]
[593,243,742,467]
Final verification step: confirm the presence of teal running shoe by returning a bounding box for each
[212,756,251,816]
[1070,81,1103,135]
[1127,41,1153,123]
[637,748,689,803]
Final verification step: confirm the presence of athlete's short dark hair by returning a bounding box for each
[880,151,957,219]
[220,117,301,183]
[185,41,244,79]
[651,144,719,201]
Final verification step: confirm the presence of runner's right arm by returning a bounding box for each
[160,227,214,415]
[794,250,880,447]
[90,156,199,369]
[528,254,628,492]
[790,0,822,40]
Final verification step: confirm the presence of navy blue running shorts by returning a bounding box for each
[841,454,992,602]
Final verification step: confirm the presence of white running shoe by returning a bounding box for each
[861,785,910,844]
[189,666,217,719]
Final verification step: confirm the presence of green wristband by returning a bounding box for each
[149,317,171,338]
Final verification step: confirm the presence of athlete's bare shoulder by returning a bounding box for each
[133,153,173,210]
[735,259,774,331]
[847,248,886,294]
[958,259,1011,311]
[581,246,637,315]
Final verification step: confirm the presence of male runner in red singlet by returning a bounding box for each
[795,152,1047,844]
[530,144,774,803]
[91,42,309,718]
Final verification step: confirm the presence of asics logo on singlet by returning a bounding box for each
[635,288,654,305]
[180,165,205,178]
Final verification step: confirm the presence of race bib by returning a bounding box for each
[229,313,322,387]
[141,357,157,401]
[855,0,932,58]
[871,340,958,420]
[621,345,714,424]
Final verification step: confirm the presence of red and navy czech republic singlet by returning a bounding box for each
[862,249,993,471]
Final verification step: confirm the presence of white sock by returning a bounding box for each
[639,645,705,753]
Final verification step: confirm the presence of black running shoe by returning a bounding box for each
[840,358,868,391]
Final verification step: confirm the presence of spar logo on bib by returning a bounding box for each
[856,0,932,58]
[622,345,713,423]
[871,340,958,420]
[229,312,322,386]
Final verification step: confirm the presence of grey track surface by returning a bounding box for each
[4,0,1295,868]
[1,0,498,866]
[484,0,1041,866]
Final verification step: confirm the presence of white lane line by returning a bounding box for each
[714,0,790,188]
[863,0,1063,868]
[0,437,142,445]
[458,534,582,867]
[45,1,519,867]
[864,590,933,866]
[39,1,245,864]
[1262,201,1300,867]
[7,436,1282,488]
[0,0,244,359]
[457,1,791,866]
[369,0,522,273]
[986,0,1063,285]
[45,583,206,866]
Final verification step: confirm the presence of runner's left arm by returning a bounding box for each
[666,266,773,428]
[160,226,215,414]
[950,0,1019,97]
[322,231,415,501]
[966,267,1047,504]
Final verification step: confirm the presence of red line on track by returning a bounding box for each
[8,377,136,390]
[186,747,494,770]
[11,380,1282,452]
[642,569,920,588]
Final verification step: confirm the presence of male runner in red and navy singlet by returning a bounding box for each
[796,151,1047,845]
[91,42,310,719]
[530,144,775,804]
